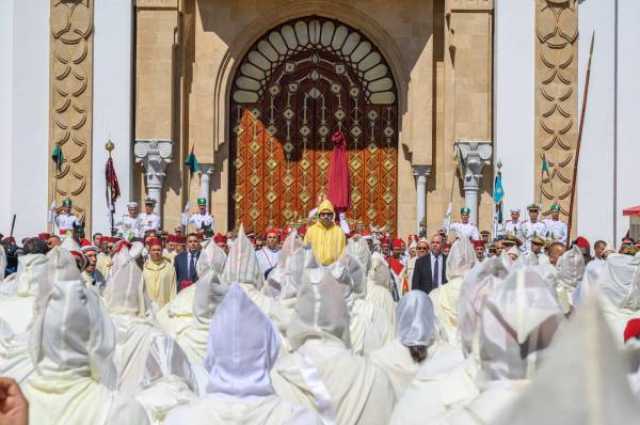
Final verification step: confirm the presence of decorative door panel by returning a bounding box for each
[230,17,398,232]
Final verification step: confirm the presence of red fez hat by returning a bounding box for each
[38,233,51,241]
[574,236,590,250]
[80,239,91,247]
[213,233,227,244]
[472,239,486,249]
[392,239,404,249]
[148,237,162,247]
[176,236,187,245]
[265,228,278,237]
[167,234,177,243]
[624,318,640,343]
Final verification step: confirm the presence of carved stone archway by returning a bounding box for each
[229,17,399,232]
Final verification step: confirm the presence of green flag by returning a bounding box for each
[51,144,64,172]
[185,149,201,174]
[541,153,550,179]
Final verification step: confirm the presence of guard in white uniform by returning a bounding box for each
[188,198,214,231]
[138,198,161,235]
[54,198,81,235]
[520,204,548,251]
[116,202,143,239]
[543,203,568,244]
[449,207,480,240]
[504,209,523,239]
[256,228,280,277]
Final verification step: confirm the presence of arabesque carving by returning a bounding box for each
[535,0,578,217]
[49,0,94,229]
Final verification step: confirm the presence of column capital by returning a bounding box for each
[447,0,493,13]
[412,165,432,177]
[454,140,492,191]
[134,139,174,188]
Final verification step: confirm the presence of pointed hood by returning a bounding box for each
[555,245,586,289]
[367,252,392,289]
[60,235,81,252]
[103,248,146,317]
[397,290,437,347]
[287,272,351,350]
[345,236,372,275]
[204,284,279,397]
[597,254,637,308]
[266,230,305,300]
[330,252,366,300]
[197,239,227,277]
[496,295,640,425]
[317,199,335,216]
[192,267,228,326]
[221,225,262,288]
[30,278,117,387]
[480,267,563,380]
[457,257,509,357]
[446,237,477,280]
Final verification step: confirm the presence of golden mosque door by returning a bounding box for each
[229,17,399,233]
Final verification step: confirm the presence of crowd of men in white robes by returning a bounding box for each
[2,212,640,425]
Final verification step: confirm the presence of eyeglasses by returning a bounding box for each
[416,247,428,251]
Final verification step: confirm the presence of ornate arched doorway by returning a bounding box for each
[230,17,398,232]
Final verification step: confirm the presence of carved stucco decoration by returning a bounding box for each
[49,0,94,228]
[535,0,578,217]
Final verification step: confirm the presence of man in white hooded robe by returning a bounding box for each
[271,274,397,425]
[496,295,640,425]
[433,267,564,425]
[164,284,322,425]
[429,236,477,343]
[23,249,149,425]
[370,290,439,399]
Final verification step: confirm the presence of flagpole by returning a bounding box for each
[105,140,115,235]
[567,31,595,246]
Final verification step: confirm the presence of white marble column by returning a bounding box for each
[413,165,431,236]
[134,139,173,221]
[455,141,493,226]
[198,164,214,212]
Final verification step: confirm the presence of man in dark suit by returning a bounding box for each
[412,233,447,293]
[174,233,202,291]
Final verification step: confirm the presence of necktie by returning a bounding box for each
[433,255,439,286]
[189,253,197,280]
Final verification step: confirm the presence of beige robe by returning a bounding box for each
[389,343,479,425]
[429,276,464,344]
[143,259,177,307]
[272,339,396,425]
[369,338,420,399]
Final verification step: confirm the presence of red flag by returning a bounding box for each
[105,157,120,207]
[327,130,351,211]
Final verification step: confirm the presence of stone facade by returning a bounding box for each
[535,0,579,224]
[131,0,497,237]
[49,0,94,231]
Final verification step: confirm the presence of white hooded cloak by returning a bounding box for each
[272,274,396,425]
[164,284,322,425]
[23,250,149,425]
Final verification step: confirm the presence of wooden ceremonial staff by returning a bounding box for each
[567,31,595,247]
